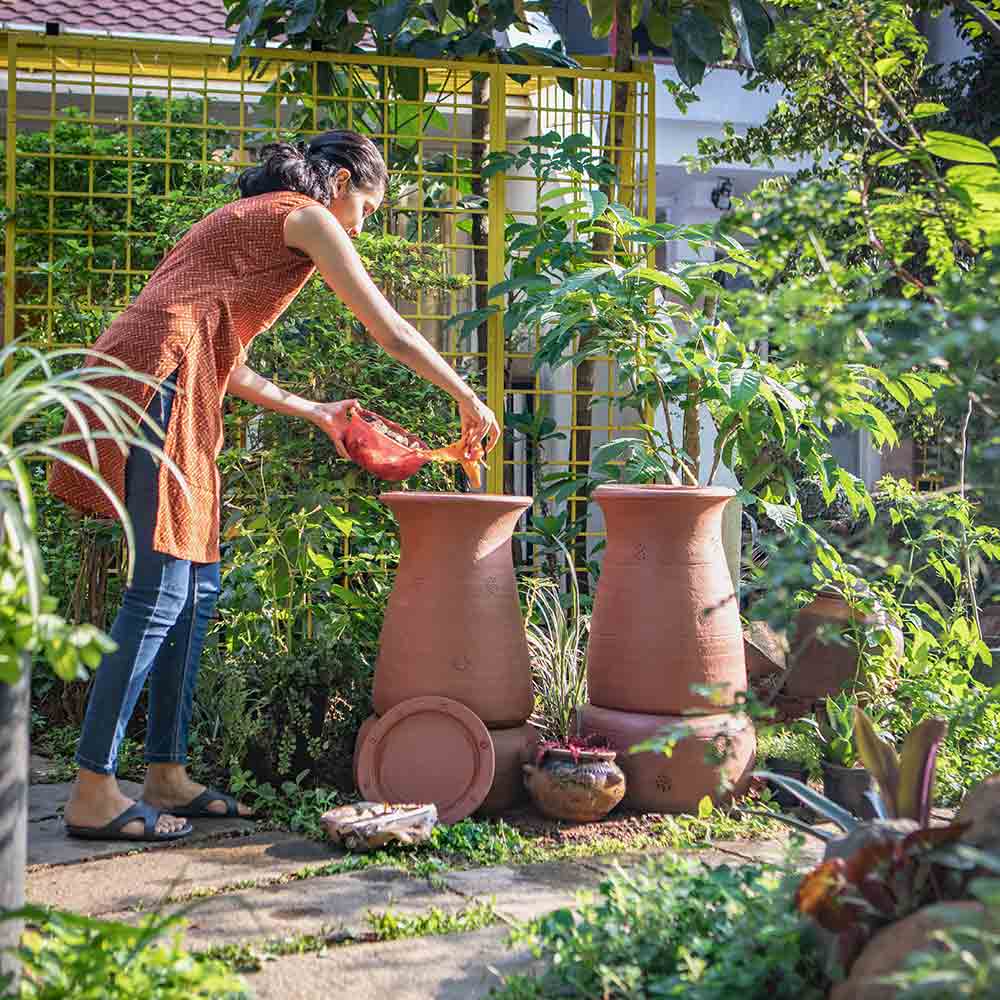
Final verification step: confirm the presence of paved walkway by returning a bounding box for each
[25,758,823,999]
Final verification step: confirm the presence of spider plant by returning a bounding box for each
[522,538,589,743]
[1,342,187,635]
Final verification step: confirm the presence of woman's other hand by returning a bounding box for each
[312,398,359,460]
[458,395,500,459]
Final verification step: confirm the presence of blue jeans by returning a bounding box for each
[76,373,221,776]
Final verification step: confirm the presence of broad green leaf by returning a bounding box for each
[925,131,998,165]
[307,547,335,573]
[635,267,692,299]
[730,0,771,66]
[874,53,905,76]
[729,365,762,409]
[646,4,673,47]
[588,189,609,219]
[760,500,797,530]
[587,0,615,36]
[912,102,947,118]
[285,0,318,35]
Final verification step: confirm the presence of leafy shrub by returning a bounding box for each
[0,907,248,1000]
[494,854,828,999]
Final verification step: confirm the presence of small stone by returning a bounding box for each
[956,772,1000,852]
[320,802,437,852]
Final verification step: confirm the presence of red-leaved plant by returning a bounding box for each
[534,733,615,767]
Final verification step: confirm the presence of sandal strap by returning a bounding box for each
[183,787,240,817]
[108,800,160,836]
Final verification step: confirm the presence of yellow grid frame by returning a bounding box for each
[2,30,655,520]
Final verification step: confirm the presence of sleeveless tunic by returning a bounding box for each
[47,191,319,563]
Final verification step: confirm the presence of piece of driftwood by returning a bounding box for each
[320,801,438,852]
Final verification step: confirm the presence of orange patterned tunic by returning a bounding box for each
[48,191,320,564]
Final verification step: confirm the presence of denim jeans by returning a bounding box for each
[75,373,221,776]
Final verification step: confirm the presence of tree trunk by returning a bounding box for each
[0,657,29,988]
[572,0,633,590]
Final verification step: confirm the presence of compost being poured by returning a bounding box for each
[344,406,485,488]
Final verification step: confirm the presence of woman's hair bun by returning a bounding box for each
[238,130,388,205]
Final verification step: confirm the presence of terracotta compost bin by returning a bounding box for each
[372,492,534,728]
[587,485,748,715]
[781,589,903,703]
[576,703,756,813]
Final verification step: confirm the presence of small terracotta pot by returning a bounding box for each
[522,747,626,823]
[477,724,540,816]
[587,485,748,715]
[373,492,534,727]
[576,703,756,813]
[352,714,378,790]
[782,591,903,703]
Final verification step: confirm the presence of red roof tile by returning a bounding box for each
[0,0,234,39]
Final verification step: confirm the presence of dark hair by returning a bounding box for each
[237,129,389,204]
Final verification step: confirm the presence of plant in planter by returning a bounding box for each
[522,734,625,825]
[520,544,624,823]
[798,693,878,820]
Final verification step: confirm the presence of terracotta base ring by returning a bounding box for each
[575,703,756,814]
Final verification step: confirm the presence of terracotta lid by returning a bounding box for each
[592,484,735,501]
[356,696,496,824]
[379,491,532,505]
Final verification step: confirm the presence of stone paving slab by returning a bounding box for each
[440,860,609,923]
[27,832,335,916]
[28,780,257,867]
[30,753,63,784]
[245,926,536,1000]
[159,868,461,950]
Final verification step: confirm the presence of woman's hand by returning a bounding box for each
[458,395,500,458]
[311,398,360,460]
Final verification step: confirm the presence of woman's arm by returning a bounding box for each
[283,204,500,456]
[226,364,357,459]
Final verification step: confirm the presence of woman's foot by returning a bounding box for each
[142,764,253,818]
[64,769,189,837]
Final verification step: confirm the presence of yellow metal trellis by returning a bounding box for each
[1,30,654,527]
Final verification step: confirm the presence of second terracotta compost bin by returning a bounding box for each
[353,492,537,823]
[577,485,756,812]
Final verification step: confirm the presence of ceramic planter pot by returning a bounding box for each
[763,756,809,809]
[477,724,540,816]
[782,591,903,703]
[373,492,533,728]
[522,747,626,823]
[822,761,878,819]
[587,485,748,715]
[576,703,755,813]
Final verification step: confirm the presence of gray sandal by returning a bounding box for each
[170,787,250,819]
[66,800,193,842]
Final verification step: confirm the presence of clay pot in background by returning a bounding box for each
[523,747,626,823]
[373,492,533,728]
[781,591,903,704]
[477,724,539,816]
[587,486,748,715]
[576,703,755,813]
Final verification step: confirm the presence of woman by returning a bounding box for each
[49,130,500,842]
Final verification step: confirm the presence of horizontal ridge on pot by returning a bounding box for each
[587,485,748,715]
[576,703,756,814]
[373,492,533,727]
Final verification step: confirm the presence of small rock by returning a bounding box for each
[956,772,1000,852]
[321,801,437,852]
[830,902,985,1000]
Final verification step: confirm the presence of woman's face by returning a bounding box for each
[329,168,384,238]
